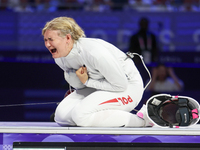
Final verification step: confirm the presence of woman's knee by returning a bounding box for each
[71,104,89,126]
[54,104,76,126]
[54,107,67,123]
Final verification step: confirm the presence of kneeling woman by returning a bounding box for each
[42,17,153,127]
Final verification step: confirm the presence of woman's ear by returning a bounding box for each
[66,34,72,41]
[66,34,74,45]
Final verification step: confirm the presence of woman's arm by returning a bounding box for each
[77,52,128,92]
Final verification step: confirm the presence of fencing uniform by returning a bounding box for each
[54,38,145,127]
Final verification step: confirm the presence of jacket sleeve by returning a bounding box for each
[85,52,128,92]
[64,69,86,90]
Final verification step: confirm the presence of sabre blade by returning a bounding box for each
[0,102,59,107]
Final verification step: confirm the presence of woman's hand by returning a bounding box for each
[76,65,88,84]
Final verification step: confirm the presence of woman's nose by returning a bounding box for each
[45,41,51,48]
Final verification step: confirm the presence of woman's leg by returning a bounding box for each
[71,82,145,127]
[54,87,96,126]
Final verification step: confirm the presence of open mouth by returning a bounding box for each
[50,48,57,53]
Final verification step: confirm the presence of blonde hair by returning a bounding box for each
[42,17,85,41]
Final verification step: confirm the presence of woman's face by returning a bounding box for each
[43,30,73,58]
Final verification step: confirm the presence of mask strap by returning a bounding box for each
[178,98,190,126]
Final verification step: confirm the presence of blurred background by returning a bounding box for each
[0,0,200,122]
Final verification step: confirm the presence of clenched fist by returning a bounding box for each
[76,65,88,84]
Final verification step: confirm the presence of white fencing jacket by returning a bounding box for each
[55,38,142,92]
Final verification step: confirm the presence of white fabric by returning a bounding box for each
[55,38,141,91]
[64,69,86,89]
[55,84,144,127]
[54,38,145,127]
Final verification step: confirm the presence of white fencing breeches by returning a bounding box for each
[54,81,145,127]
